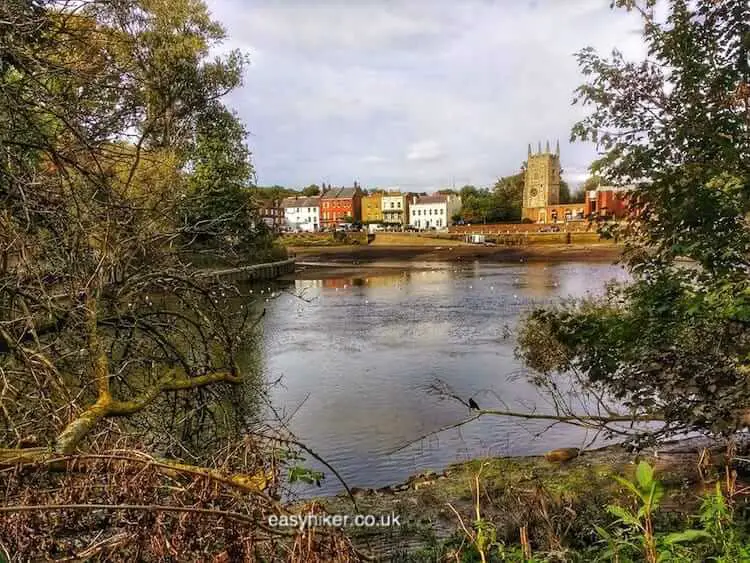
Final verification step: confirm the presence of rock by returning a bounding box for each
[544,448,581,462]
[412,479,436,490]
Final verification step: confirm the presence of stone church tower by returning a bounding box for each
[522,140,561,221]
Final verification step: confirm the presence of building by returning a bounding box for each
[584,185,630,220]
[361,192,384,225]
[281,196,321,232]
[320,186,363,228]
[381,191,410,229]
[521,140,588,224]
[257,199,284,232]
[409,193,461,230]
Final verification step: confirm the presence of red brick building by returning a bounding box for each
[320,186,363,228]
[584,186,630,220]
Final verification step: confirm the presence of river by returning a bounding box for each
[260,260,629,496]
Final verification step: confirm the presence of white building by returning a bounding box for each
[409,194,461,230]
[281,196,321,232]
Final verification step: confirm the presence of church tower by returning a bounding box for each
[522,140,561,220]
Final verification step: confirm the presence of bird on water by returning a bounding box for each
[468,398,480,410]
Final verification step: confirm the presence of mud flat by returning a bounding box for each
[289,243,622,267]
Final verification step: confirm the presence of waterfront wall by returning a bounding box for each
[370,231,607,246]
[198,257,296,284]
[448,222,594,234]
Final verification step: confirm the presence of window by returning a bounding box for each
[397,201,401,208]
[390,202,394,209]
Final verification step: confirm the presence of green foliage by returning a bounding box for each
[179,102,272,257]
[288,465,324,487]
[582,176,611,191]
[302,184,321,196]
[455,174,526,223]
[592,463,749,563]
[518,0,750,440]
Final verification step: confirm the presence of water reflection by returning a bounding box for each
[263,261,629,495]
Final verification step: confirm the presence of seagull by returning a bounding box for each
[468,398,480,410]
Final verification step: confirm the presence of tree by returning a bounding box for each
[460,185,479,199]
[302,184,321,196]
[492,172,525,221]
[180,103,270,259]
[516,0,750,443]
[0,2,351,559]
[582,175,611,191]
[559,179,572,203]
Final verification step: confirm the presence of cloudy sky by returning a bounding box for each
[207,0,647,191]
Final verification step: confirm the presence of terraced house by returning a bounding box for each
[281,196,320,232]
[409,194,461,231]
[361,192,383,225]
[320,186,362,228]
[381,191,410,230]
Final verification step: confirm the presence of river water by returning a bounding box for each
[261,260,629,496]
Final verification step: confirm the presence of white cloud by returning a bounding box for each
[406,140,443,162]
[210,0,647,189]
[361,155,387,164]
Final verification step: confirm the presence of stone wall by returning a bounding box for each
[198,258,296,284]
[449,222,594,234]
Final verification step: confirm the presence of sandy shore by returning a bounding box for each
[289,243,622,265]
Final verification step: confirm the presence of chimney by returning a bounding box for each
[537,141,542,154]
[545,140,550,153]
[555,139,560,157]
[528,143,532,157]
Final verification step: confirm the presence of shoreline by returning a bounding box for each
[288,243,622,264]
[313,437,740,559]
[284,243,622,280]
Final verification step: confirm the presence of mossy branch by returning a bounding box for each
[55,369,241,454]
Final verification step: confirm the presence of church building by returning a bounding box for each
[522,141,585,224]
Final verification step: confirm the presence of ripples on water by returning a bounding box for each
[260,261,629,496]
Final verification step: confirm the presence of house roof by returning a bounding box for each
[321,187,359,199]
[413,195,449,205]
[281,196,320,208]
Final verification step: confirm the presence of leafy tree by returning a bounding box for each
[517,0,750,442]
[252,184,297,202]
[180,102,269,256]
[492,172,525,221]
[460,185,479,199]
[582,175,611,191]
[559,179,572,203]
[302,184,321,196]
[0,2,335,559]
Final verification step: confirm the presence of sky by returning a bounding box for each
[207,0,647,191]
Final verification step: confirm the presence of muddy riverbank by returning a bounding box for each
[307,438,745,560]
[288,243,622,267]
